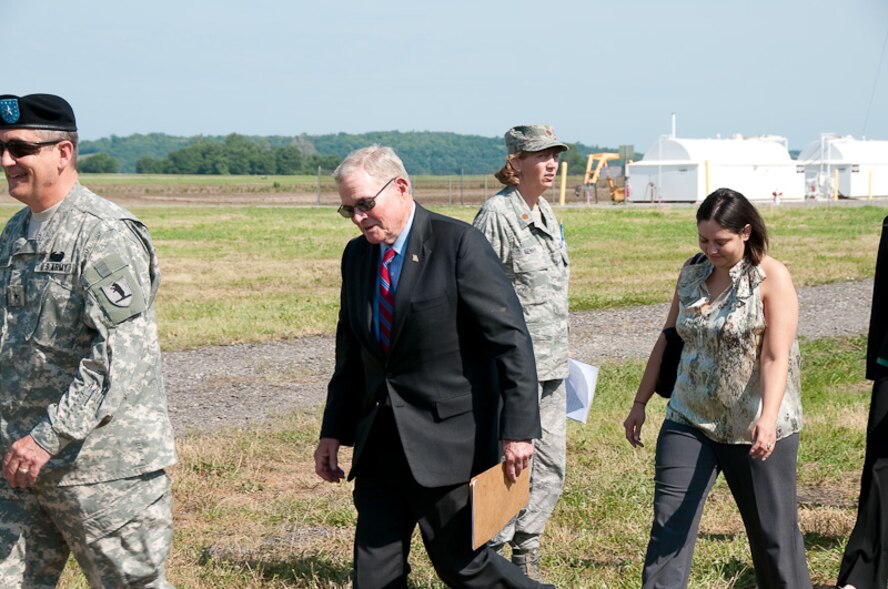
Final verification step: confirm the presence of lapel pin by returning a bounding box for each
[412,254,419,262]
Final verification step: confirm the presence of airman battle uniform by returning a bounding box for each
[0,183,177,588]
[474,183,570,575]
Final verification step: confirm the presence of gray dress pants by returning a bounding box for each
[642,420,812,589]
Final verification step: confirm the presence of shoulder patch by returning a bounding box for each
[101,279,135,307]
[84,253,147,324]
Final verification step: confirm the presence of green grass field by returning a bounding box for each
[3,201,878,350]
[78,173,500,187]
[81,173,324,186]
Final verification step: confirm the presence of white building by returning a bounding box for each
[797,134,888,199]
[626,135,805,203]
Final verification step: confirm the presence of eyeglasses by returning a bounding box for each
[337,177,397,218]
[0,139,64,159]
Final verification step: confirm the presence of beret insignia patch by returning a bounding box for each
[0,99,20,124]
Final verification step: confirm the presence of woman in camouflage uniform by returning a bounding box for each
[623,188,812,589]
[473,124,570,581]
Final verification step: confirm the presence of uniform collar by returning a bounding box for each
[503,186,556,238]
[30,183,83,252]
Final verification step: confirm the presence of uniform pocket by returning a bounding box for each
[31,277,87,352]
[511,250,549,306]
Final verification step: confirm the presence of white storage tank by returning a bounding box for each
[626,135,805,203]
[797,134,888,199]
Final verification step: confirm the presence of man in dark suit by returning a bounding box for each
[314,145,554,589]
[837,215,888,589]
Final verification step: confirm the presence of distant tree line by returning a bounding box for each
[309,131,508,176]
[131,134,338,175]
[79,152,120,173]
[78,131,626,176]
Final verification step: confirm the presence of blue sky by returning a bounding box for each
[4,0,887,152]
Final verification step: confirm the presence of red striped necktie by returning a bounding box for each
[378,248,396,354]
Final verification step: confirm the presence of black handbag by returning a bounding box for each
[654,253,707,398]
[654,327,684,398]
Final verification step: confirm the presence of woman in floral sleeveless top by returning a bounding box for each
[622,188,812,589]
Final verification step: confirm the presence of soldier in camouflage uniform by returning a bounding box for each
[0,94,177,588]
[473,125,570,581]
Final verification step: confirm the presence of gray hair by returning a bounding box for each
[36,129,79,167]
[332,145,409,185]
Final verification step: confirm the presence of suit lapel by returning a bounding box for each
[389,204,429,353]
[353,239,380,352]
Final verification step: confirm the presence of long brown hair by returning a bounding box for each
[696,188,769,265]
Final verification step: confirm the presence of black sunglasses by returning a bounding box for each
[337,177,397,218]
[0,139,64,159]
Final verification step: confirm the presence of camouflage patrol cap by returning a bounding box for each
[0,94,77,131]
[504,124,568,155]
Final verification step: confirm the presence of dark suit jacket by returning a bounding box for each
[320,203,541,488]
[867,216,888,381]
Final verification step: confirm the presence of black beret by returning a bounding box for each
[0,94,77,132]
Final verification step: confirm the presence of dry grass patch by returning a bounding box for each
[163,412,362,587]
[804,401,868,431]
[698,486,746,536]
[800,506,856,538]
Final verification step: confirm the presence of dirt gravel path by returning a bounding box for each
[164,279,873,436]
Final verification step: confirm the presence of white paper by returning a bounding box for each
[565,358,598,424]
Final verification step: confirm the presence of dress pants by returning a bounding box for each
[838,376,888,589]
[642,420,812,589]
[352,406,545,589]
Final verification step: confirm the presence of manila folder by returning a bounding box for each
[469,462,530,550]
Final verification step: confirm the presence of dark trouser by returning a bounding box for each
[838,376,888,589]
[352,407,545,589]
[642,420,812,589]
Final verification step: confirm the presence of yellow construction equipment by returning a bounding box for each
[579,153,626,203]
[583,153,619,185]
[606,176,626,203]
